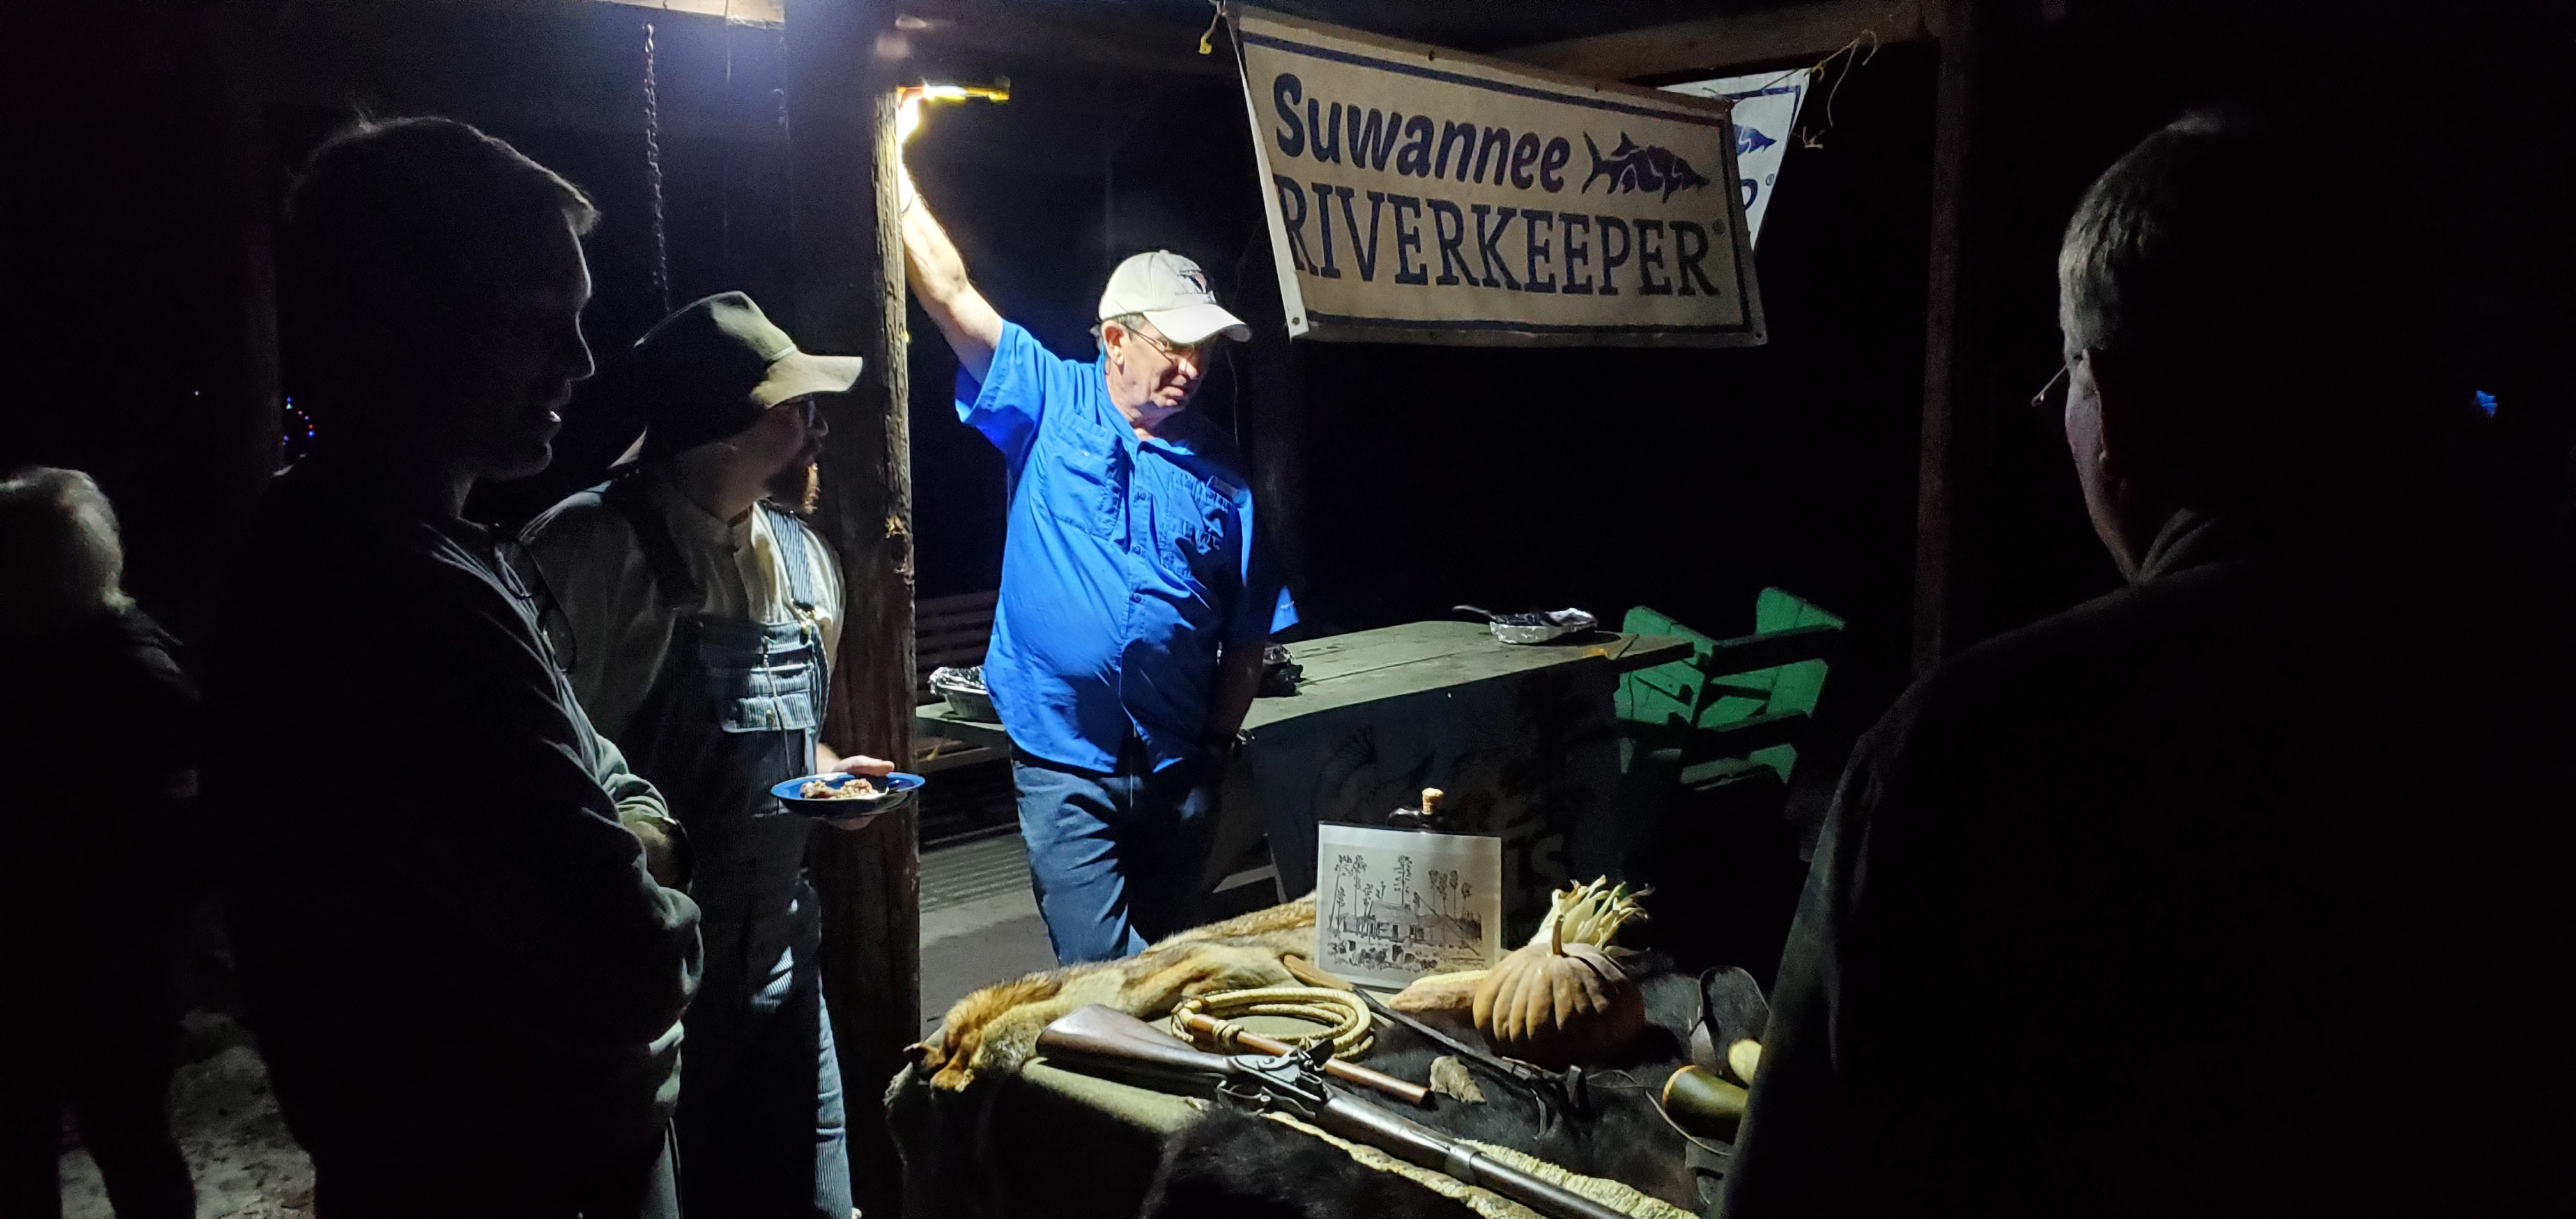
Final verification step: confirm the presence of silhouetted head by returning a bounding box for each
[0,467,132,642]
[2055,107,2460,574]
[286,116,599,484]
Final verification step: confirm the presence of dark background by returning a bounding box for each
[341,3,1946,728]
[7,0,2576,747]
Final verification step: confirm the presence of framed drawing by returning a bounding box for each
[1315,822,1506,988]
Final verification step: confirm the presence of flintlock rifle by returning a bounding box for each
[1037,1004,1633,1219]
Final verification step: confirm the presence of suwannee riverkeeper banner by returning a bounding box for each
[1232,8,1767,348]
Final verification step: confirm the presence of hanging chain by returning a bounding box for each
[643,20,673,314]
[772,27,791,139]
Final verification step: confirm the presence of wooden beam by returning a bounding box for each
[896,7,1231,79]
[1910,0,1984,673]
[591,0,785,26]
[1503,0,1926,80]
[783,1,917,1214]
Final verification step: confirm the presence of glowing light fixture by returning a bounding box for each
[900,80,1008,143]
[917,80,1011,105]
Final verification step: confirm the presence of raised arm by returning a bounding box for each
[898,91,1004,382]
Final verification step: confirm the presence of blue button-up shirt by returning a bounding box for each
[961,321,1297,773]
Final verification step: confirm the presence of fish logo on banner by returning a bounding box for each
[1581,134,1713,202]
[1230,6,1765,348]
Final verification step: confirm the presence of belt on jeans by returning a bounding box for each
[1011,738,1163,775]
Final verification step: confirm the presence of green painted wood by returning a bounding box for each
[1753,587,1845,721]
[1616,590,1846,786]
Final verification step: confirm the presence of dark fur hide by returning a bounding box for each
[1142,1109,1478,1219]
[1140,960,1717,1218]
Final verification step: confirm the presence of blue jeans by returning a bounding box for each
[673,884,850,1219]
[1014,742,1217,963]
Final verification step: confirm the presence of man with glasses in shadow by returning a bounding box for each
[206,117,700,1219]
[1725,107,2576,1218]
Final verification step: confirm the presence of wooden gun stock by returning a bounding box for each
[1036,1003,1237,1094]
[1172,1011,1432,1107]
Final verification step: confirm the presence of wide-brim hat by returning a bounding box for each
[629,292,863,460]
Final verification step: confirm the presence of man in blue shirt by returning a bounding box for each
[898,98,1296,963]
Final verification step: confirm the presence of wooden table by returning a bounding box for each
[917,621,1687,932]
[882,958,1710,1219]
[1247,621,1687,725]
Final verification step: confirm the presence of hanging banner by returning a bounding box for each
[1231,8,1766,348]
[1662,71,1810,247]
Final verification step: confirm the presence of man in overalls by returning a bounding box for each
[518,293,885,1219]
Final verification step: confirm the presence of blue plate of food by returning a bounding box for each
[772,770,924,822]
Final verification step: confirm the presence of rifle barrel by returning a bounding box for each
[1038,1006,1639,1219]
[1314,1095,1636,1219]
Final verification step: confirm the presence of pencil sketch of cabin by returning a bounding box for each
[1317,826,1503,983]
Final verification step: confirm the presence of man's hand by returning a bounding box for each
[896,86,926,145]
[621,811,689,889]
[1200,638,1268,763]
[816,742,897,778]
[812,744,898,829]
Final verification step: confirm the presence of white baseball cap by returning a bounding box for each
[1097,250,1252,345]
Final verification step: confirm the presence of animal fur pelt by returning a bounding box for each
[1143,1109,1479,1219]
[1140,960,1712,1216]
[914,895,1318,1091]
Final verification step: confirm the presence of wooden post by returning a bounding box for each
[1910,0,1986,674]
[1232,226,1315,604]
[783,2,917,1215]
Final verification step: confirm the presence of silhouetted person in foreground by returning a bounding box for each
[0,468,197,1219]
[203,118,700,1219]
[1725,110,2576,1218]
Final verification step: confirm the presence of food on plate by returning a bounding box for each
[799,776,881,801]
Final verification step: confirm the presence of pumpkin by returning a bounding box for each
[1471,878,1648,1067]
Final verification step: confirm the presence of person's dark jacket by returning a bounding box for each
[1724,510,2576,1218]
[0,607,199,1008]
[203,457,702,1191]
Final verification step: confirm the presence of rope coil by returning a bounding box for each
[1172,986,1376,1059]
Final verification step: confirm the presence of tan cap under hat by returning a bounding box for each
[1097,251,1252,346]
